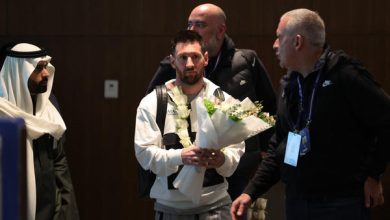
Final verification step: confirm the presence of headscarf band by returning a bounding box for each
[6,47,47,58]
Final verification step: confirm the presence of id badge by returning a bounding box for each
[284,132,301,167]
[299,127,311,155]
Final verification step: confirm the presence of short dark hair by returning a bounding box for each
[170,30,206,55]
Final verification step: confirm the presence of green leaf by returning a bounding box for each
[203,99,216,116]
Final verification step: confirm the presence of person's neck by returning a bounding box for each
[175,79,205,96]
[208,41,224,58]
[31,94,37,115]
[298,48,324,78]
[209,49,220,58]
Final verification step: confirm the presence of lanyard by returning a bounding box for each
[205,51,221,78]
[295,71,322,129]
[292,48,330,131]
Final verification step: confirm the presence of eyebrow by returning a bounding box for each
[187,20,207,26]
[177,51,202,55]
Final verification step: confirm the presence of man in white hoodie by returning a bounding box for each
[0,43,79,220]
[135,30,244,219]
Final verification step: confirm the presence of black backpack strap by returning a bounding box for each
[137,85,168,198]
[155,85,168,134]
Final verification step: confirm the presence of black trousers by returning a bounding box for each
[285,196,369,220]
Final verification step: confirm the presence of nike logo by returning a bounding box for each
[322,80,333,87]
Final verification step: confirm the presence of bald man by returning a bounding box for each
[146,3,276,202]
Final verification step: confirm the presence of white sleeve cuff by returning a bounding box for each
[167,149,183,166]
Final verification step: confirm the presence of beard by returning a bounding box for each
[178,68,203,85]
[35,84,48,93]
[204,36,218,57]
[28,78,48,94]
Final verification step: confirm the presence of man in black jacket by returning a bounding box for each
[0,43,79,220]
[146,3,276,201]
[231,8,389,220]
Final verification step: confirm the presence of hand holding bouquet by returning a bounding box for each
[173,92,275,203]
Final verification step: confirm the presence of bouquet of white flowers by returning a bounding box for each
[173,92,275,203]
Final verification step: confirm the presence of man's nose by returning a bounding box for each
[186,57,195,67]
[188,25,195,31]
[273,39,279,50]
[41,68,49,77]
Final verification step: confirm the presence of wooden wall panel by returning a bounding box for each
[141,0,191,35]
[387,1,390,34]
[314,0,387,34]
[327,35,387,85]
[261,0,315,35]
[7,0,85,35]
[7,0,144,35]
[1,1,389,219]
[386,38,390,93]
[0,0,6,35]
[232,35,284,87]
[223,1,263,35]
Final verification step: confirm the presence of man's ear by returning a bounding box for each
[294,34,303,50]
[217,24,227,40]
[169,54,176,69]
[203,51,209,66]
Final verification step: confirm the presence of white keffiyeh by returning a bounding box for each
[0,43,66,220]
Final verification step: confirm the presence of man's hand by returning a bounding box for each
[202,149,225,168]
[181,146,208,167]
[364,176,384,208]
[182,147,225,168]
[231,193,252,220]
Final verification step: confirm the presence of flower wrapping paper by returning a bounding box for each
[173,97,272,203]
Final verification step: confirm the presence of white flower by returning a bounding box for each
[204,97,275,124]
[171,86,187,105]
[177,126,192,147]
[176,127,187,136]
[176,119,188,128]
[173,97,273,203]
[171,86,192,148]
[177,105,190,119]
[179,136,192,148]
